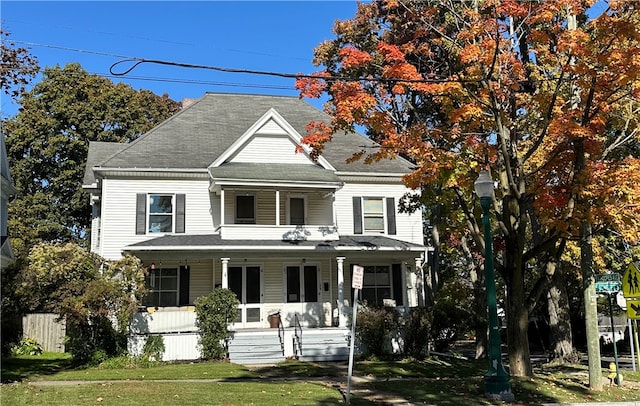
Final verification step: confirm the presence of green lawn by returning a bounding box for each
[2,352,640,405]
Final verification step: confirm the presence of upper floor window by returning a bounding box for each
[289,196,305,226]
[353,196,396,235]
[149,194,173,233]
[136,193,185,235]
[363,197,384,233]
[235,195,255,224]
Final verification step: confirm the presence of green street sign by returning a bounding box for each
[595,281,622,294]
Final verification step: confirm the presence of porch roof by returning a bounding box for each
[123,234,425,253]
[209,162,343,188]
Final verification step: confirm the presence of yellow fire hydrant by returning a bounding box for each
[607,362,623,386]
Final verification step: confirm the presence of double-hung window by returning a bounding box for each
[136,193,185,235]
[363,197,384,233]
[148,194,173,233]
[353,196,396,235]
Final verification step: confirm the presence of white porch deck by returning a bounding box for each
[128,309,351,363]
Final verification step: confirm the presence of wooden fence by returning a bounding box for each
[22,313,65,352]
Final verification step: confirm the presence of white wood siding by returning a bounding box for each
[189,262,214,303]
[224,190,333,226]
[230,134,312,165]
[99,178,213,259]
[256,118,288,135]
[335,182,424,245]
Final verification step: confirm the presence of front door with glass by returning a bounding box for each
[229,265,262,328]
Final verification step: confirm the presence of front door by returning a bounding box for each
[285,265,322,326]
[229,265,262,328]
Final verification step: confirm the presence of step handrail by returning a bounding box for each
[277,315,285,355]
[293,313,302,356]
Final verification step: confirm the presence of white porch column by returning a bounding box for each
[403,262,413,308]
[275,190,280,226]
[221,257,230,289]
[220,189,225,225]
[415,257,425,307]
[336,256,347,327]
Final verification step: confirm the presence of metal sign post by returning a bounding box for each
[346,265,363,405]
[622,263,640,377]
[595,273,622,386]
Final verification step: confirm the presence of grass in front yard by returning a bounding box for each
[1,381,347,406]
[1,352,74,383]
[358,358,640,405]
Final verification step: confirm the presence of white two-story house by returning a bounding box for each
[83,93,428,363]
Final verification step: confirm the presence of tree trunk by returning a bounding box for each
[462,236,487,359]
[503,195,532,377]
[547,271,574,361]
[506,263,532,376]
[424,203,442,307]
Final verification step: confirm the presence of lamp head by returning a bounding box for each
[474,170,495,199]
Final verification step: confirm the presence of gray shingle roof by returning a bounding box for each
[209,162,342,184]
[124,234,425,251]
[83,141,128,186]
[85,93,415,183]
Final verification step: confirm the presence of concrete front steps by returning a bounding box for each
[228,328,351,365]
[227,330,285,365]
[296,328,351,362]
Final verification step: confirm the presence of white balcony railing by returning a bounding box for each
[219,224,339,241]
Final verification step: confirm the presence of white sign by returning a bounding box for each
[352,265,364,290]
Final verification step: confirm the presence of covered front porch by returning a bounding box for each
[124,234,427,362]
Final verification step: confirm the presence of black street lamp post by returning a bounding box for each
[474,170,513,401]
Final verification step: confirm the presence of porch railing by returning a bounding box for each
[293,314,303,357]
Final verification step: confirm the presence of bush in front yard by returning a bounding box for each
[400,307,433,358]
[18,243,147,365]
[195,288,239,360]
[355,304,399,357]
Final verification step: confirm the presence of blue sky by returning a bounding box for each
[1,1,361,118]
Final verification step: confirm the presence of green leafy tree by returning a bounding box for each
[17,243,146,364]
[4,63,180,260]
[195,289,239,360]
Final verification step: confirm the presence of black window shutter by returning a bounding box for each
[179,265,190,306]
[136,193,146,235]
[386,197,396,235]
[353,197,362,234]
[392,263,403,306]
[176,194,186,233]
